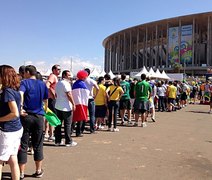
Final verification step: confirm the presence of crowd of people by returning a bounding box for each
[0,63,211,180]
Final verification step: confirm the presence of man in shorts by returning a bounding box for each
[120,73,132,125]
[133,74,152,127]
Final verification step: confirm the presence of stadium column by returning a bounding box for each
[178,19,182,71]
[122,32,126,70]
[207,15,212,66]
[156,24,159,68]
[136,28,139,69]
[130,30,132,70]
[118,34,121,74]
[145,26,148,67]
[109,39,112,72]
[192,18,195,75]
[166,22,169,68]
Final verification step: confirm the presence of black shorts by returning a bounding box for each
[133,99,148,114]
[181,92,187,101]
[95,105,107,118]
[168,98,175,104]
[119,99,131,110]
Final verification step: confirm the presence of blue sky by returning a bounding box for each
[0,0,212,74]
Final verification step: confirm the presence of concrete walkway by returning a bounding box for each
[2,104,212,180]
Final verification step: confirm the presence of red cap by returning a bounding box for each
[77,70,88,80]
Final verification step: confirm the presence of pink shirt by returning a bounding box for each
[47,73,58,99]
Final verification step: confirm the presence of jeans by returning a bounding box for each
[158,96,165,111]
[55,109,72,144]
[76,121,85,136]
[18,114,44,164]
[108,100,119,129]
[88,99,95,132]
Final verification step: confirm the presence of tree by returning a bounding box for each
[172,62,182,73]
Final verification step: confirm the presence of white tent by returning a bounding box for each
[147,67,157,78]
[99,70,106,77]
[154,69,163,79]
[135,66,149,77]
[89,68,100,78]
[161,70,170,79]
[108,70,116,79]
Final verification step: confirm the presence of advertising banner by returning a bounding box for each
[168,27,179,64]
[180,25,193,64]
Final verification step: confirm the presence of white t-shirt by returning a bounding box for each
[55,79,72,111]
[84,77,97,99]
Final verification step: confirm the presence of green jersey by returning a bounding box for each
[120,81,130,100]
[135,80,152,101]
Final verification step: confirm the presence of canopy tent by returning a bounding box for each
[161,70,170,79]
[99,70,106,77]
[147,67,157,78]
[108,70,116,79]
[89,68,100,78]
[134,66,149,77]
[154,69,163,79]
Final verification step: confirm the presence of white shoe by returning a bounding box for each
[44,134,49,141]
[141,122,147,127]
[48,136,55,142]
[55,141,64,146]
[66,141,77,147]
[98,125,104,130]
[113,128,119,132]
[107,128,113,132]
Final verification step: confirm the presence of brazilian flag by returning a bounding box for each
[44,108,61,127]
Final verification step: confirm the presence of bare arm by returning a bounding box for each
[93,83,99,99]
[0,101,19,122]
[66,91,75,111]
[46,81,56,99]
[19,91,28,117]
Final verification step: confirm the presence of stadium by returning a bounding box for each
[103,12,212,76]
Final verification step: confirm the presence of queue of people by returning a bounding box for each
[0,63,211,180]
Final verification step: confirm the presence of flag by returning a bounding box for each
[44,107,61,127]
[72,80,89,122]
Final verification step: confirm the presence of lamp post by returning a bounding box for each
[183,59,186,79]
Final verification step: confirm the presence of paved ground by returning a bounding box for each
[2,103,212,180]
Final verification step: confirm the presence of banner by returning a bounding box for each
[180,25,193,64]
[168,27,179,64]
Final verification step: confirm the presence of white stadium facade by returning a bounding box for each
[103,12,212,76]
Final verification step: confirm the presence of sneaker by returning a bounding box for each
[113,128,119,132]
[20,173,24,180]
[55,141,64,146]
[44,134,49,141]
[141,122,147,127]
[98,125,104,130]
[32,169,44,178]
[107,127,113,132]
[28,148,34,155]
[66,141,77,147]
[48,136,55,142]
[133,123,138,127]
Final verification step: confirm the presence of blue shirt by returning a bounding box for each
[19,79,48,115]
[0,88,22,132]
